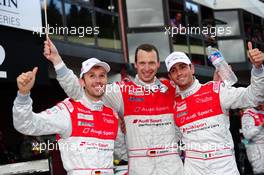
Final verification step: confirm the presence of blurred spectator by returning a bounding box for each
[245,25,253,40]
[252,28,263,42]
[170,12,186,44]
[170,12,184,28]
[203,22,216,44]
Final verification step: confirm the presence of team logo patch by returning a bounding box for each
[129,97,144,102]
[176,111,188,118]
[133,119,138,123]
[78,121,94,127]
[103,117,114,124]
[177,104,187,111]
[78,113,94,120]
[45,106,60,115]
[135,107,141,112]
[128,90,145,96]
[102,113,113,117]
[195,96,213,103]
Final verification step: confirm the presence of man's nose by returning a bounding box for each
[144,63,150,70]
[176,69,182,76]
[94,76,101,83]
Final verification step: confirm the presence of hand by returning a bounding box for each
[213,70,221,81]
[262,122,264,127]
[248,41,264,69]
[17,67,38,95]
[43,37,62,65]
[213,65,232,81]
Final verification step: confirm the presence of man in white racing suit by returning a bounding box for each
[165,42,264,175]
[43,39,183,175]
[242,102,264,175]
[12,58,120,175]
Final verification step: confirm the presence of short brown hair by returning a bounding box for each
[135,44,159,63]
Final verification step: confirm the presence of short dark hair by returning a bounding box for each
[135,44,159,63]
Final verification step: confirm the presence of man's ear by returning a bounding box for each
[191,64,195,75]
[134,62,137,70]
[168,73,172,80]
[79,78,85,88]
[157,61,160,68]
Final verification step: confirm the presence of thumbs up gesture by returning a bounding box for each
[248,42,264,69]
[17,67,38,95]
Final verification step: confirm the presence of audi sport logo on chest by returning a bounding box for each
[132,119,162,124]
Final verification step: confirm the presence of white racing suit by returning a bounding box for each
[242,108,264,174]
[54,62,184,175]
[174,65,264,175]
[12,93,119,175]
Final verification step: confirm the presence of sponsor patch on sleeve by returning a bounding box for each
[45,106,61,115]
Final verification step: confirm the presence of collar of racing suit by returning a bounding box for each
[178,78,201,99]
[134,74,168,93]
[79,95,104,111]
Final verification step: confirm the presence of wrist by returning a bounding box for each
[54,61,65,71]
[18,89,30,95]
[254,64,262,69]
[252,64,264,76]
[52,55,63,66]
[16,91,31,104]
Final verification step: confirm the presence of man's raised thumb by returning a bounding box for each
[248,41,253,50]
[32,67,38,76]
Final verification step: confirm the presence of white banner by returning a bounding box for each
[0,0,42,32]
